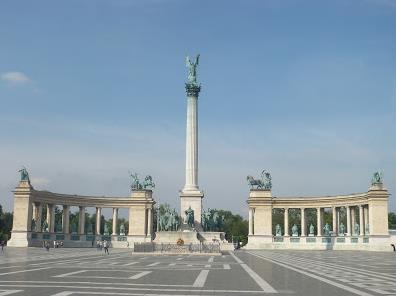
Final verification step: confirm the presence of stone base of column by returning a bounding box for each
[179,190,204,226]
[7,231,32,247]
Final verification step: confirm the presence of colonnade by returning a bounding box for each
[8,179,155,247]
[30,202,146,236]
[248,205,369,236]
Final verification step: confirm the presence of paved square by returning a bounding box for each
[0,248,395,295]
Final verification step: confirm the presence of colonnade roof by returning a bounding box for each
[29,189,154,208]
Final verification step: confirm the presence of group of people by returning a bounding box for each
[42,240,64,251]
[96,240,110,254]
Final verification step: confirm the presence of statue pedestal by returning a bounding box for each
[180,190,204,225]
[154,231,200,244]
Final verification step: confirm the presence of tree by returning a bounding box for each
[389,212,396,229]
[0,205,13,241]
[215,210,248,245]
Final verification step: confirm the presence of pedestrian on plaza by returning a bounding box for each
[53,240,57,249]
[1,241,4,252]
[103,240,109,255]
[45,242,50,251]
[99,240,103,251]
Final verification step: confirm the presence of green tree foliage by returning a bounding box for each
[215,210,248,245]
[0,205,13,241]
[389,212,396,229]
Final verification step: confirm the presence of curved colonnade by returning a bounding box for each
[8,180,154,247]
[247,182,390,251]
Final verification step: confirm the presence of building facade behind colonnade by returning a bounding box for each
[8,170,155,248]
[246,171,393,251]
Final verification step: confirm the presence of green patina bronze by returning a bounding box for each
[18,167,30,182]
[130,173,155,190]
[185,206,195,228]
[185,54,201,96]
[275,224,282,236]
[371,171,383,185]
[201,208,224,232]
[323,223,331,237]
[309,223,315,235]
[157,207,180,232]
[247,170,272,190]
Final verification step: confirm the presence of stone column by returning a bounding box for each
[337,208,340,235]
[284,208,289,236]
[346,206,351,236]
[47,204,55,233]
[36,203,42,232]
[332,206,337,236]
[79,206,85,235]
[96,207,102,235]
[32,202,37,222]
[364,205,369,234]
[62,205,70,234]
[351,207,356,235]
[147,208,152,236]
[248,208,254,235]
[316,207,322,236]
[301,208,306,236]
[359,205,364,236]
[112,208,118,235]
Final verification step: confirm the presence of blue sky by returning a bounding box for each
[1,0,395,217]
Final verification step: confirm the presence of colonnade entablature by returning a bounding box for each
[247,180,391,251]
[8,178,155,247]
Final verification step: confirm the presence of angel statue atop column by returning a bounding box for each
[186,54,200,84]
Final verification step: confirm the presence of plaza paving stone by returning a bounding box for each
[0,247,395,295]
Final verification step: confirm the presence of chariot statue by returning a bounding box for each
[247,170,272,190]
[130,173,155,190]
[18,167,30,182]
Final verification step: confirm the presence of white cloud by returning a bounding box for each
[1,71,31,84]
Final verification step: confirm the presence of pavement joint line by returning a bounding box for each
[223,264,231,270]
[0,284,267,294]
[0,290,24,296]
[53,270,87,278]
[176,258,183,261]
[123,262,138,266]
[0,267,51,276]
[192,270,210,288]
[129,271,152,279]
[146,262,160,267]
[247,251,374,296]
[257,251,396,281]
[230,252,277,293]
[0,281,192,288]
[204,264,211,268]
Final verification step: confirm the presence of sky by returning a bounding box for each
[0,0,396,218]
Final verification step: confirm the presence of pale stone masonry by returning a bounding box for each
[246,182,392,251]
[8,179,155,247]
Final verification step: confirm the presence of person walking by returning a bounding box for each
[103,240,109,255]
[1,241,4,252]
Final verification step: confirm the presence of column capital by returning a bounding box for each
[185,83,201,97]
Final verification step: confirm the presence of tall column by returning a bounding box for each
[79,206,85,235]
[180,57,204,225]
[284,208,289,236]
[316,207,322,236]
[359,205,364,236]
[301,208,306,236]
[112,208,118,235]
[36,203,42,232]
[96,207,102,235]
[351,207,356,235]
[332,206,337,236]
[346,206,351,236]
[147,208,152,236]
[62,205,70,234]
[248,208,253,235]
[337,208,340,235]
[47,204,55,233]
